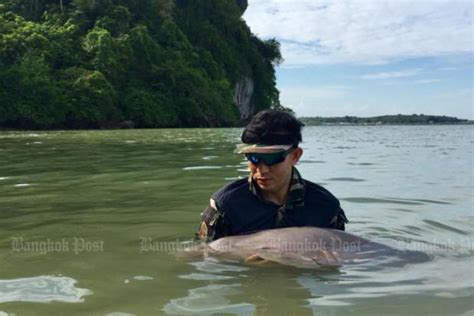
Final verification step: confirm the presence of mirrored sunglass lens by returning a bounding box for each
[246,154,261,164]
[246,152,286,166]
[264,153,285,165]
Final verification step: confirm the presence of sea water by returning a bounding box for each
[0,125,472,315]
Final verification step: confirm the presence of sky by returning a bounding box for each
[243,0,473,119]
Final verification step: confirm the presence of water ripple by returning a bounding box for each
[382,197,452,205]
[162,283,255,315]
[178,273,235,281]
[0,275,92,303]
[182,166,222,171]
[300,160,326,164]
[13,183,31,187]
[423,219,469,236]
[132,275,154,281]
[390,208,415,213]
[190,260,249,273]
[409,198,452,205]
[326,178,365,182]
[341,197,423,205]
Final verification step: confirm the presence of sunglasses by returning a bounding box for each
[245,149,293,166]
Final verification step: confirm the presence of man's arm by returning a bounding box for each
[328,207,349,231]
[196,198,230,241]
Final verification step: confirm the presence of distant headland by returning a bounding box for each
[299,114,473,126]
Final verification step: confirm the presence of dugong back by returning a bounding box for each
[207,227,390,268]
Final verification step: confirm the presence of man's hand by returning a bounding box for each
[244,253,269,264]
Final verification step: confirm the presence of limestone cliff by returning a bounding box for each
[233,77,254,120]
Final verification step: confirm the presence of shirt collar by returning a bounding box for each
[248,166,305,209]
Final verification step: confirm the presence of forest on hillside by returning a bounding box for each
[0,0,282,129]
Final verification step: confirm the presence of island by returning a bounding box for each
[299,114,472,126]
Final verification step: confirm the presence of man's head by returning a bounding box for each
[239,109,304,151]
[237,109,305,197]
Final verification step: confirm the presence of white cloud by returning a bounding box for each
[244,0,474,66]
[413,79,441,84]
[279,85,350,106]
[292,102,374,117]
[433,88,473,98]
[279,85,354,116]
[438,67,458,71]
[280,85,351,99]
[360,68,422,79]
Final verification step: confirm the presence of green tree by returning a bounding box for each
[0,0,281,129]
[123,88,177,127]
[60,68,119,128]
[0,52,64,128]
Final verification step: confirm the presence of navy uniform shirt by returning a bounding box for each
[197,167,348,241]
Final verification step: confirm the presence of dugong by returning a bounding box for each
[198,227,426,269]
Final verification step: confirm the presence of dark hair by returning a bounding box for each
[241,109,304,145]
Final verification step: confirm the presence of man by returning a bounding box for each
[197,109,348,241]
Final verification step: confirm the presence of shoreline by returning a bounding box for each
[301,122,474,126]
[0,122,473,132]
